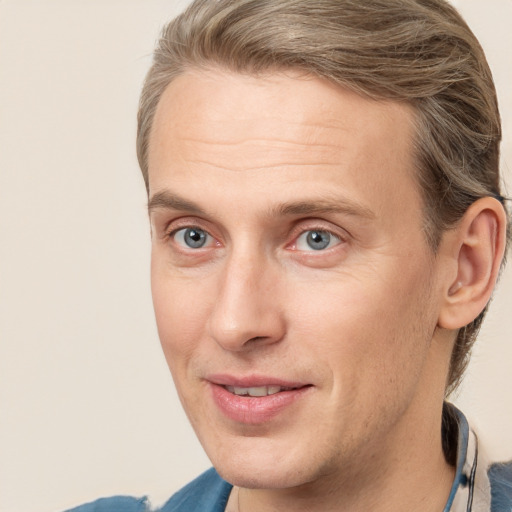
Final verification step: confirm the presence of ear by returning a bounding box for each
[438,197,507,330]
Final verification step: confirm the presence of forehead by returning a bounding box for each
[148,68,422,229]
[150,68,416,165]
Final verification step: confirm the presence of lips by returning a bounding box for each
[207,375,312,424]
[225,385,296,397]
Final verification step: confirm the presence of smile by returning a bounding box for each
[224,385,297,397]
[208,378,313,424]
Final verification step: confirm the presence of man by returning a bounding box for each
[69,0,511,510]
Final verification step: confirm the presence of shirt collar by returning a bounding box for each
[443,403,491,512]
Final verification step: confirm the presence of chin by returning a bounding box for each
[217,462,311,490]
[204,436,320,490]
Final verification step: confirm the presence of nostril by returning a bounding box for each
[248,336,267,343]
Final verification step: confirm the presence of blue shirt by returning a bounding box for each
[65,404,512,512]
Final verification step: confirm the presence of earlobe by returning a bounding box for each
[438,197,507,330]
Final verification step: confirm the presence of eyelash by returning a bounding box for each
[165,223,346,253]
[293,229,342,251]
[170,226,216,250]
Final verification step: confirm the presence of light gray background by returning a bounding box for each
[0,1,510,511]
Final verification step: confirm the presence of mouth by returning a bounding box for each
[224,385,299,397]
[208,377,313,424]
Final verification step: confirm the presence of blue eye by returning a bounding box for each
[173,227,211,249]
[296,230,340,251]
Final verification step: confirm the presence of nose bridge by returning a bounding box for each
[208,242,284,351]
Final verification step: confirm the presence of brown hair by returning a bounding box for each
[137,0,510,394]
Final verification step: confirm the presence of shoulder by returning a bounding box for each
[160,468,233,512]
[489,460,512,511]
[64,496,150,512]
[63,469,232,512]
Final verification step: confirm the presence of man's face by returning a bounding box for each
[148,69,451,489]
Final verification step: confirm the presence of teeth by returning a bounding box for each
[267,386,281,395]
[225,385,293,397]
[244,386,267,397]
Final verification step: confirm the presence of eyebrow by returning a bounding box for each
[148,190,375,220]
[271,198,375,220]
[148,191,206,215]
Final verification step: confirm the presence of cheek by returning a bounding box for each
[151,275,213,426]
[290,263,435,386]
[150,265,210,373]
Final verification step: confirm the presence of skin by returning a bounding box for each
[147,68,461,511]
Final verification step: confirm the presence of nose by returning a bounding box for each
[207,250,286,352]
